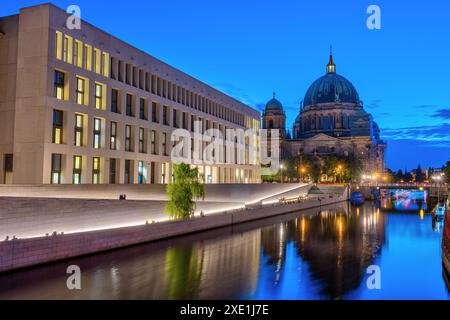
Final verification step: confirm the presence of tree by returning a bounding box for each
[166,164,205,220]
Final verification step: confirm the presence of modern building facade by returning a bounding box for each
[0,4,261,185]
[262,51,386,179]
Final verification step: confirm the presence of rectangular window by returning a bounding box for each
[73,155,82,184]
[124,160,131,184]
[139,127,146,153]
[76,77,85,105]
[111,89,119,113]
[138,161,145,185]
[125,125,132,152]
[51,154,62,184]
[92,157,101,184]
[74,40,83,67]
[55,31,63,60]
[151,130,157,155]
[93,118,102,149]
[52,110,63,144]
[173,109,178,128]
[163,106,169,125]
[152,102,159,123]
[162,132,168,156]
[74,114,84,147]
[139,98,147,120]
[109,158,117,184]
[93,48,101,74]
[110,121,117,150]
[126,94,134,117]
[84,44,92,71]
[95,83,104,110]
[150,162,155,184]
[102,52,109,77]
[118,60,123,82]
[54,70,65,100]
[63,35,73,64]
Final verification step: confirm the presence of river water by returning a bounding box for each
[0,202,449,300]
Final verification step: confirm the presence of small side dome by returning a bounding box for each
[264,93,285,115]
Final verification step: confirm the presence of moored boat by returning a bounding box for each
[350,192,365,205]
[433,203,446,221]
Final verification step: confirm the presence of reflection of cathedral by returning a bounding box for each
[262,51,387,174]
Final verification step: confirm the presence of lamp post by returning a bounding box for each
[280,164,284,184]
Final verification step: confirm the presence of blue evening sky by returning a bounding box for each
[2,0,450,171]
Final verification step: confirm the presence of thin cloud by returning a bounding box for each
[382,123,450,142]
[431,109,450,120]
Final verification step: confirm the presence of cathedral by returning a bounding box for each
[262,51,386,179]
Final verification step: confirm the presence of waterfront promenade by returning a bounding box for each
[0,184,348,272]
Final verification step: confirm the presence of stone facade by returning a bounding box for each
[263,52,386,176]
[0,4,261,185]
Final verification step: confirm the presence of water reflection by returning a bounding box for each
[0,203,448,300]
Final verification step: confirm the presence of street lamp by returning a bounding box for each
[280,164,284,184]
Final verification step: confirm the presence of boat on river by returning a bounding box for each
[433,203,446,221]
[350,192,365,205]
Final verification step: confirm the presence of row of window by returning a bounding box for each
[55,31,248,127]
[53,110,169,155]
[56,32,109,77]
[51,155,160,185]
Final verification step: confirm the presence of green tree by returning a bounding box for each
[166,163,205,220]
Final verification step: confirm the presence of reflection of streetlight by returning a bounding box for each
[336,165,344,183]
[432,175,443,203]
[300,167,307,182]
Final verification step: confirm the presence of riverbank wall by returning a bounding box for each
[0,191,347,273]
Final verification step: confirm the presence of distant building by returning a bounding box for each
[262,51,386,177]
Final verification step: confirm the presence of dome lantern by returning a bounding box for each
[326,46,336,74]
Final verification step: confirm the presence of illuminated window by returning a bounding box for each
[102,52,109,77]
[51,154,62,184]
[92,157,101,184]
[74,114,84,147]
[74,40,83,67]
[52,110,63,144]
[73,156,82,184]
[95,83,104,110]
[110,121,117,150]
[94,48,101,74]
[93,117,102,149]
[54,70,65,100]
[138,161,145,185]
[55,31,63,60]
[76,77,86,105]
[125,125,132,152]
[139,127,146,154]
[84,44,92,71]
